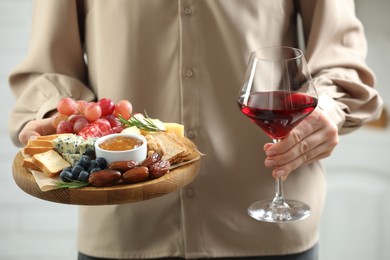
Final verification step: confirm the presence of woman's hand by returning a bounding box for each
[19,118,56,145]
[263,108,339,180]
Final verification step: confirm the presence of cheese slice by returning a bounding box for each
[139,118,166,136]
[121,126,142,135]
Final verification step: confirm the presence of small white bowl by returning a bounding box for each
[94,133,147,164]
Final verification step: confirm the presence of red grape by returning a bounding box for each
[57,97,77,116]
[113,100,132,120]
[68,114,85,124]
[51,113,68,128]
[84,102,102,122]
[76,100,88,115]
[112,126,124,133]
[97,98,115,116]
[56,120,74,134]
[104,114,121,128]
[73,117,90,134]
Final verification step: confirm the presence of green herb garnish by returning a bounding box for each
[119,112,165,132]
[55,180,90,189]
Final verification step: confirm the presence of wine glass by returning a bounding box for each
[237,46,317,222]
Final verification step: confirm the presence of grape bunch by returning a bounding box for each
[53,97,132,139]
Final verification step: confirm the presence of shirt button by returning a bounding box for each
[184,7,193,16]
[184,69,194,78]
[186,130,196,139]
[186,187,195,197]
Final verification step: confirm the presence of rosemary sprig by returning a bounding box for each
[118,112,165,132]
[55,180,90,189]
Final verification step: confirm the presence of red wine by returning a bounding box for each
[238,91,318,139]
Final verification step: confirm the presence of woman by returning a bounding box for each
[9,1,383,259]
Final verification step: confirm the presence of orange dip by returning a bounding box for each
[99,136,143,151]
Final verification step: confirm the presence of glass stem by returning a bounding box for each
[273,177,284,204]
[272,139,285,205]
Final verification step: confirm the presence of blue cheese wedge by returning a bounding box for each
[53,134,97,165]
[61,153,82,165]
[53,134,84,154]
[79,137,97,155]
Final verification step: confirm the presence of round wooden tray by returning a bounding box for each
[12,151,201,205]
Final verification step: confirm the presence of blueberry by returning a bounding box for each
[60,170,73,182]
[78,155,92,169]
[89,167,101,174]
[71,165,84,180]
[63,166,72,172]
[77,170,90,182]
[95,157,108,169]
[87,160,100,172]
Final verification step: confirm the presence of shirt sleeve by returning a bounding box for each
[297,0,383,134]
[8,0,95,146]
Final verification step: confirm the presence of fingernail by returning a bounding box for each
[275,169,285,178]
[265,159,276,167]
[263,143,272,152]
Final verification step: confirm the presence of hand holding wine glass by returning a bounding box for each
[263,107,339,181]
[237,46,318,222]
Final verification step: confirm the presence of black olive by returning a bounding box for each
[83,147,96,159]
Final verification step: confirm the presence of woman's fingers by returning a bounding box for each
[264,108,339,179]
[19,118,56,145]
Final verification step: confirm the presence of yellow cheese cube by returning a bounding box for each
[164,123,185,138]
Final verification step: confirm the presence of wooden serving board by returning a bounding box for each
[12,151,201,205]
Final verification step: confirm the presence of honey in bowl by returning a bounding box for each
[99,136,143,151]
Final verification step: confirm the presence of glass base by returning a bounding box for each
[248,199,311,223]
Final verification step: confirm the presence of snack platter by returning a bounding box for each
[12,151,201,205]
[11,98,202,205]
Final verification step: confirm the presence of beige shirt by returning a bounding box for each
[9,0,383,258]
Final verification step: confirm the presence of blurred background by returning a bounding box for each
[319,0,390,259]
[0,0,388,259]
